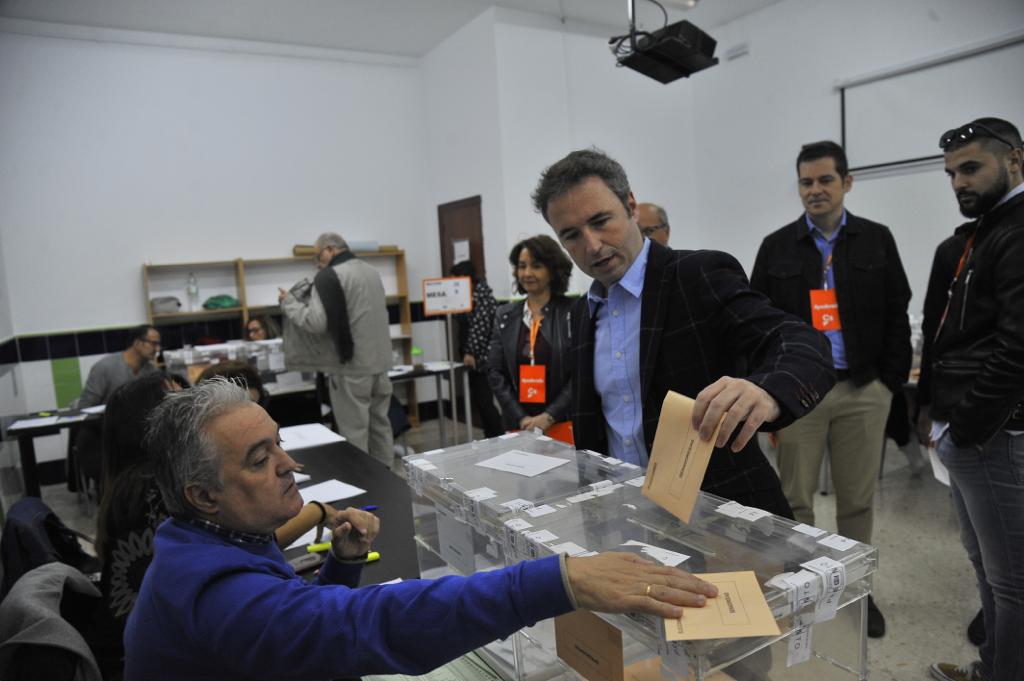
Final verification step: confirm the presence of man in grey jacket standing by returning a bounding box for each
[280,233,394,465]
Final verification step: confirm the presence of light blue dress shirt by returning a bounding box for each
[586,238,651,465]
[806,211,848,371]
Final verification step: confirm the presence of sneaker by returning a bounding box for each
[967,608,985,646]
[930,661,985,681]
[867,595,886,638]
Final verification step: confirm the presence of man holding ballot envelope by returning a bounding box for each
[532,148,835,519]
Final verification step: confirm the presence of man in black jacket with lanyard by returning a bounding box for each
[532,148,835,521]
[928,117,1024,681]
[750,141,912,638]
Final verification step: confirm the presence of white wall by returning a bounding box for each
[0,227,12,342]
[689,0,1024,310]
[0,30,431,334]
[492,11,699,295]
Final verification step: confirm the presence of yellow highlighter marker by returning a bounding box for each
[306,543,381,564]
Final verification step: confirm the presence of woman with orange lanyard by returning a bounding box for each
[487,235,575,442]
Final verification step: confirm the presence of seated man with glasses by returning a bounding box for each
[78,324,162,408]
[637,202,671,246]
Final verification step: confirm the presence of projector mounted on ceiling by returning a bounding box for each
[610,0,719,84]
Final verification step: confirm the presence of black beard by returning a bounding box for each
[957,168,1010,218]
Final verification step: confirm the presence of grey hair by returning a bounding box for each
[642,202,669,227]
[531,148,632,222]
[315,232,348,251]
[144,377,253,518]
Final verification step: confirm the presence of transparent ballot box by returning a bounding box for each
[404,431,643,576]
[404,433,877,681]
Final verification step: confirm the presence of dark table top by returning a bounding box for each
[286,440,421,585]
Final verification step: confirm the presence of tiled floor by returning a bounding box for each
[36,424,979,681]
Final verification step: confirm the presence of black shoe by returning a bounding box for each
[967,609,985,646]
[867,596,886,638]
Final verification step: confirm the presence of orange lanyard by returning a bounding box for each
[821,253,833,290]
[935,233,976,341]
[528,318,541,365]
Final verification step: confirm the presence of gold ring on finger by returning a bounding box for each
[645,583,653,597]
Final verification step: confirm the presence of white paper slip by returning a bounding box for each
[465,487,498,501]
[737,506,772,521]
[56,414,88,424]
[929,446,950,486]
[424,361,457,372]
[9,416,60,430]
[715,501,746,518]
[476,450,570,477]
[421,448,444,457]
[280,423,345,450]
[549,541,589,556]
[524,504,557,518]
[293,472,312,484]
[525,529,559,544]
[536,435,552,442]
[498,432,519,440]
[285,526,329,551]
[817,534,858,552]
[268,352,286,371]
[299,479,366,505]
[81,404,106,415]
[801,556,846,622]
[792,523,827,538]
[503,518,533,531]
[621,539,690,567]
[500,498,534,512]
[565,492,595,504]
[625,476,645,487]
[787,616,813,667]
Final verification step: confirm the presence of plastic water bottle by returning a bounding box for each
[186,272,200,312]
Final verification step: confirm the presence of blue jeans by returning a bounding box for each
[938,431,1024,681]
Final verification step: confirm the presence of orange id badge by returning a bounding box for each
[519,364,547,403]
[809,289,842,331]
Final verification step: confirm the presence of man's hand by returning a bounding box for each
[916,411,933,447]
[520,413,554,433]
[278,287,288,303]
[329,507,380,559]
[564,552,717,619]
[693,377,780,452]
[463,354,476,369]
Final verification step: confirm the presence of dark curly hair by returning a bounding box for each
[509,234,573,297]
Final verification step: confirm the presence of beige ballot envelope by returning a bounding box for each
[665,571,780,641]
[642,391,724,522]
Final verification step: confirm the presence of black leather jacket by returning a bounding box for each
[750,212,912,393]
[487,296,573,430]
[930,190,1024,445]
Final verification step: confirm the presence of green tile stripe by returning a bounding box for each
[51,357,83,408]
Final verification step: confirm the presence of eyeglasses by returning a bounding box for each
[639,223,667,237]
[139,338,162,347]
[939,123,1017,151]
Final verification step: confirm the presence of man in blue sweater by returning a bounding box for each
[124,378,718,681]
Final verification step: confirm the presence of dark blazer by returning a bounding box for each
[570,243,835,501]
[749,212,912,393]
[488,296,573,430]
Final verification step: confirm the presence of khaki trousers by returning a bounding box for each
[776,378,891,544]
[327,372,394,467]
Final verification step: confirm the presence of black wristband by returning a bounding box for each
[310,500,327,524]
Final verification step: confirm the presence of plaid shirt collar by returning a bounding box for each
[186,517,274,546]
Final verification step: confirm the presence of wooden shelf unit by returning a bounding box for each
[142,251,419,422]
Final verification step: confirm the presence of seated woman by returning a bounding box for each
[487,235,575,440]
[245,315,281,341]
[91,372,340,677]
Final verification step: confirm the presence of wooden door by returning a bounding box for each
[437,196,485,278]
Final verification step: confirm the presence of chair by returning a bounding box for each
[0,562,103,681]
[0,497,100,601]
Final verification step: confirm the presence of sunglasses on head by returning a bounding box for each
[939,123,1016,151]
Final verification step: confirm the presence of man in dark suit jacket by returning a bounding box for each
[531,148,835,519]
[749,141,911,638]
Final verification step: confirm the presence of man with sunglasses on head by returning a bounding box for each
[750,141,913,639]
[927,117,1024,681]
[77,324,161,408]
